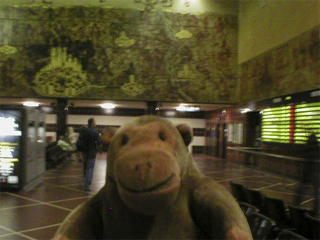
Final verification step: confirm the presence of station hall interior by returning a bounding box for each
[0,0,319,239]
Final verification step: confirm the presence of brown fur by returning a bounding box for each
[53,115,252,240]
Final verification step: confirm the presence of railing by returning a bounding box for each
[227,147,305,184]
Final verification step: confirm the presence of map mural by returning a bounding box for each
[239,25,320,103]
[0,4,238,103]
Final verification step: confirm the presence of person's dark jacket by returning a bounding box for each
[81,127,100,158]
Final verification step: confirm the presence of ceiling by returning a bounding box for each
[0,97,232,112]
[0,0,239,15]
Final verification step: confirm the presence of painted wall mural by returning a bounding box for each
[239,25,320,103]
[0,4,238,103]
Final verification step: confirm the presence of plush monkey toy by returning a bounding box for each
[53,115,252,240]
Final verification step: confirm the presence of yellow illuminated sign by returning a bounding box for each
[295,121,320,125]
[261,129,290,132]
[263,106,291,112]
[296,102,320,108]
[295,116,320,120]
[295,107,320,112]
[262,125,290,129]
[295,112,319,116]
[263,112,291,116]
[262,102,320,144]
[263,139,290,143]
[295,128,320,133]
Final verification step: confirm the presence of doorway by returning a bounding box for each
[206,122,227,158]
[246,111,262,147]
[205,123,215,155]
[214,123,227,159]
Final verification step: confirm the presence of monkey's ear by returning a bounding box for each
[176,124,193,146]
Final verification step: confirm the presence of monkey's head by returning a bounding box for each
[106,115,194,215]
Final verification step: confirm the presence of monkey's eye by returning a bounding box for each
[159,132,166,141]
[121,135,129,146]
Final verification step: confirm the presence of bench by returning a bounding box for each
[46,144,70,169]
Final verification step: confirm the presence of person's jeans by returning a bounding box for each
[83,154,96,190]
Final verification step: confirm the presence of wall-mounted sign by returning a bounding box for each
[262,102,320,144]
[0,110,22,186]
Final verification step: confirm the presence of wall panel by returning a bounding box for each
[0,4,238,104]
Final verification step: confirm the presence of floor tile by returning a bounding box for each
[0,153,317,240]
[0,227,13,237]
[0,233,34,240]
[49,197,90,210]
[42,176,83,186]
[19,186,90,202]
[61,183,102,195]
[0,193,39,210]
[22,225,60,240]
[0,204,70,232]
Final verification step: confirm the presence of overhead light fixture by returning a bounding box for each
[101,103,116,109]
[240,108,251,113]
[23,102,39,107]
[176,104,200,112]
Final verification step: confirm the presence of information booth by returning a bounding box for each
[0,107,46,191]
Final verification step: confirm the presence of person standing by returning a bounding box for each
[79,118,101,191]
[65,126,80,161]
[66,126,79,147]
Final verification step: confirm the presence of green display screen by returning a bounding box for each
[262,102,320,144]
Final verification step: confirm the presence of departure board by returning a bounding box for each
[262,102,320,144]
[0,110,22,186]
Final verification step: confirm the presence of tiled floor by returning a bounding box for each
[0,153,316,240]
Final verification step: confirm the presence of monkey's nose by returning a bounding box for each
[134,162,152,182]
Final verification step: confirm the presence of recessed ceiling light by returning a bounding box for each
[240,108,251,113]
[176,104,200,112]
[101,103,116,109]
[23,102,39,107]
